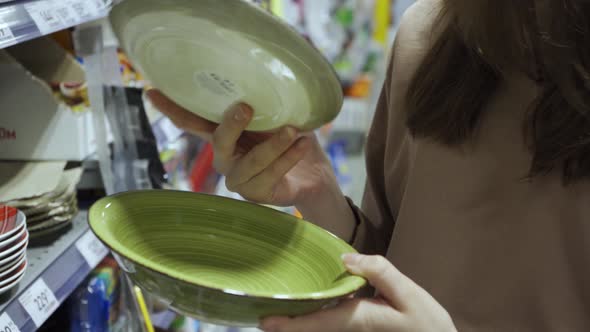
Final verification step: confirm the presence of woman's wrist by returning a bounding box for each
[295,178,357,242]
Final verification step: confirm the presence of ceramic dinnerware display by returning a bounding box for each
[89,190,365,327]
[0,225,26,256]
[0,205,25,241]
[0,206,28,295]
[0,252,24,274]
[6,168,81,242]
[109,0,343,132]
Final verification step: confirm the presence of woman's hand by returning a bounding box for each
[147,89,333,206]
[147,90,357,238]
[260,254,457,332]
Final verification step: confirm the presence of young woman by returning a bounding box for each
[148,0,590,330]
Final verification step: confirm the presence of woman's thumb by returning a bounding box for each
[342,254,415,310]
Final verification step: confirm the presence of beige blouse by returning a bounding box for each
[349,1,590,331]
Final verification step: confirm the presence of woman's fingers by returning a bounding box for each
[342,254,417,311]
[212,104,253,173]
[147,88,307,202]
[226,127,298,186]
[146,89,217,138]
[228,138,310,202]
[259,298,399,332]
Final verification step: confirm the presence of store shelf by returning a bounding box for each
[0,0,110,50]
[0,211,109,332]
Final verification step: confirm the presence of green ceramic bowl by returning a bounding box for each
[88,190,366,326]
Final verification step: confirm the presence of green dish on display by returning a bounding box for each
[109,0,343,132]
[88,190,365,327]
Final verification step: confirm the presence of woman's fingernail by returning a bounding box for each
[234,106,246,121]
[342,253,362,267]
[280,127,296,143]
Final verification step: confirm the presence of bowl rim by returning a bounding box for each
[89,189,367,301]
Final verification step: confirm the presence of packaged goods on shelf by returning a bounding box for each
[0,36,95,161]
[69,257,123,332]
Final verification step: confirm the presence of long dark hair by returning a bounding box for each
[406,0,590,183]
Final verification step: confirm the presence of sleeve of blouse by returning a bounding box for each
[347,55,397,256]
[343,0,434,255]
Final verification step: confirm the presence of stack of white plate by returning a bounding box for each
[6,168,81,242]
[0,206,28,295]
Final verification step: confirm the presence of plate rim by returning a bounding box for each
[0,209,25,242]
[0,222,26,250]
[0,251,25,275]
[0,242,26,266]
[108,0,344,132]
[0,231,28,260]
[0,265,26,295]
[0,258,26,287]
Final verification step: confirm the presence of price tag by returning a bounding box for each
[18,279,58,328]
[88,0,108,13]
[0,313,20,332]
[53,4,78,26]
[0,24,15,48]
[68,0,96,21]
[76,231,108,268]
[25,1,65,35]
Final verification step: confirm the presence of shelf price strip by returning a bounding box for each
[24,1,65,35]
[0,313,20,332]
[0,22,15,47]
[24,0,106,36]
[18,278,58,328]
[76,231,109,268]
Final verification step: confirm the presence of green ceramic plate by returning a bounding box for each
[88,190,365,326]
[109,0,343,132]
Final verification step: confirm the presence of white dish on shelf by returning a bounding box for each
[109,0,343,132]
[0,259,25,287]
[0,251,24,274]
[0,254,25,282]
[27,198,77,225]
[0,223,26,251]
[0,207,26,242]
[0,230,28,260]
[0,264,26,295]
[0,241,26,267]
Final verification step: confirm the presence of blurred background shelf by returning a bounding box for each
[0,0,110,50]
[0,211,108,332]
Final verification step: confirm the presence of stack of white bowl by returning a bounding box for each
[0,205,28,295]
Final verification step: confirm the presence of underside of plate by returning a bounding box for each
[110,0,343,131]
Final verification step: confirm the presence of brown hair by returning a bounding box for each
[406,0,590,183]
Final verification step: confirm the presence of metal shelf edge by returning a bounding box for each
[0,0,109,50]
[0,211,109,332]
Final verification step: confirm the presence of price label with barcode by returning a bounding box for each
[0,24,16,47]
[76,231,108,268]
[18,279,58,328]
[25,1,65,35]
[54,4,78,26]
[67,0,97,21]
[0,313,20,332]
